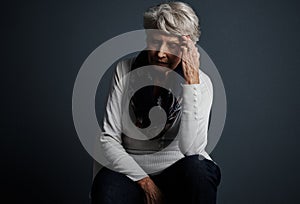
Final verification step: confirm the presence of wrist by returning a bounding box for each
[185,78,200,84]
[136,176,151,187]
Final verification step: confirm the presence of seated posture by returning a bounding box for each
[91,2,221,204]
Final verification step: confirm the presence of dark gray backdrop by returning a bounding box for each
[4,0,300,203]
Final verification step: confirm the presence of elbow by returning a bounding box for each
[178,137,194,155]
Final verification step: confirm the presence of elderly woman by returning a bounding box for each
[91,2,221,204]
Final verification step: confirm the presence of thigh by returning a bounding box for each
[91,167,144,204]
[152,155,221,204]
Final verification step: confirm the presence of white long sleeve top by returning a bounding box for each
[100,57,214,181]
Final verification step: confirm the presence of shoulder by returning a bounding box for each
[114,57,136,78]
[110,57,136,89]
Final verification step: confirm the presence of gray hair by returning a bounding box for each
[143,2,201,42]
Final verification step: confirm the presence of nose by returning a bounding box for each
[157,43,167,58]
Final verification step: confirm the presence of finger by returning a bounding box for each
[181,35,191,42]
[150,196,156,204]
[145,194,152,204]
[181,41,193,52]
[181,36,192,51]
[181,46,195,68]
[181,45,189,65]
[181,36,195,49]
[181,35,188,41]
[152,186,163,204]
[150,191,158,204]
[189,43,197,53]
[188,45,199,66]
[147,191,155,204]
[181,37,199,70]
[192,48,200,62]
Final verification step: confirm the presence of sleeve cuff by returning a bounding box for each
[181,84,202,121]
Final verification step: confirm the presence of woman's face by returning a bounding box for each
[146,31,182,70]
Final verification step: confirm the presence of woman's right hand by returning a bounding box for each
[137,177,164,204]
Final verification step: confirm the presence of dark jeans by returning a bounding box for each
[91,155,221,204]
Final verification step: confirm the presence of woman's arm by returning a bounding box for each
[178,73,213,155]
[100,59,149,181]
[178,36,213,155]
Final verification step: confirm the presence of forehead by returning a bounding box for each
[146,30,181,43]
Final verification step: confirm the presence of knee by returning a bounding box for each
[91,168,144,204]
[179,155,221,188]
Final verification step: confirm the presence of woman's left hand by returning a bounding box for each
[181,36,200,84]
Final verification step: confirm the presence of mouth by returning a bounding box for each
[153,61,169,67]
